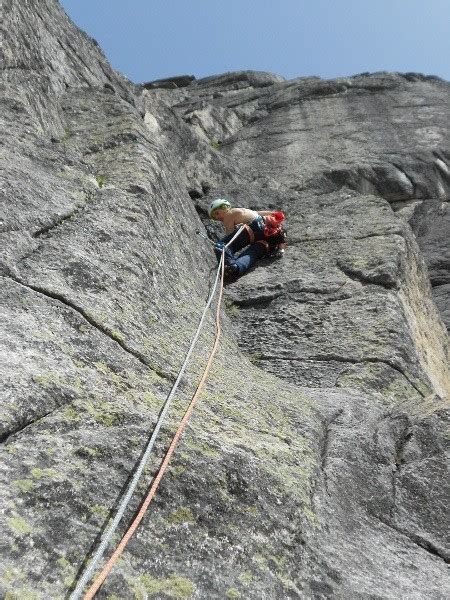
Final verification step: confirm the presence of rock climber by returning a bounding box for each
[209,198,287,281]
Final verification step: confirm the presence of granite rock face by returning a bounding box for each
[1,1,449,599]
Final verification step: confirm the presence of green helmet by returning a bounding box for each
[208,198,231,218]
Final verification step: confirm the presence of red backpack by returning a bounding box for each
[264,211,285,238]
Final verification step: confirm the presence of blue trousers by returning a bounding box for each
[229,241,268,275]
[215,219,268,276]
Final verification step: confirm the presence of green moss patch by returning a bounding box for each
[5,590,39,600]
[167,506,196,525]
[89,504,110,520]
[170,464,186,477]
[238,571,253,584]
[57,557,70,569]
[95,174,106,188]
[7,515,32,535]
[64,405,80,421]
[12,479,34,493]
[76,399,123,427]
[75,446,100,459]
[33,372,62,388]
[31,467,58,480]
[139,573,196,598]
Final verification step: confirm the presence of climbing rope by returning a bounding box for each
[70,227,242,599]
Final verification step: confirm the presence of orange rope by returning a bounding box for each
[83,254,226,599]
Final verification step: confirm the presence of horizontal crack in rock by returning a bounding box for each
[259,354,426,398]
[337,263,397,290]
[1,410,54,445]
[288,231,405,244]
[231,293,283,308]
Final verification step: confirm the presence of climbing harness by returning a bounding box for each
[238,212,286,248]
[70,227,243,600]
[242,222,255,243]
[255,239,270,252]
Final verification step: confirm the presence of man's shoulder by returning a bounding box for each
[231,207,251,219]
[223,208,242,221]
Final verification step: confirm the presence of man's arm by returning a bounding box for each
[257,210,274,216]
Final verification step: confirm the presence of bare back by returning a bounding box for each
[222,207,260,234]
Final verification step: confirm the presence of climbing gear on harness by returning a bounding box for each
[263,211,287,250]
[70,226,245,600]
[255,239,270,252]
[263,211,285,238]
[209,198,231,218]
[239,213,286,250]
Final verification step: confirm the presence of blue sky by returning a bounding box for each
[60,0,450,83]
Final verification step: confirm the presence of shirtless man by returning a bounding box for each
[208,198,286,280]
[211,204,274,234]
